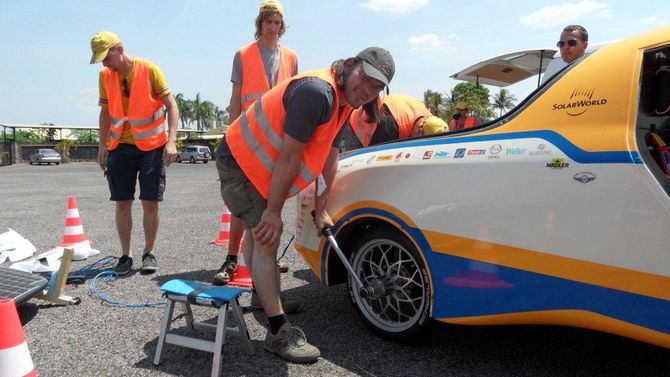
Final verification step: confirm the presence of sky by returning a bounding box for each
[0,0,669,127]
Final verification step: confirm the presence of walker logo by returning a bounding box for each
[546,158,570,169]
[423,151,433,160]
[506,147,526,155]
[454,148,466,158]
[573,172,597,183]
[553,88,608,116]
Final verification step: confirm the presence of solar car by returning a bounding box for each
[294,26,670,349]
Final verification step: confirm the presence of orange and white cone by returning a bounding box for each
[228,238,253,288]
[59,196,90,248]
[210,204,232,246]
[0,299,37,377]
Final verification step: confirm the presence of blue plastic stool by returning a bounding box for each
[153,279,254,377]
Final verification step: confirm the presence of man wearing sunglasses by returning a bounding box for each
[90,31,179,276]
[557,24,589,64]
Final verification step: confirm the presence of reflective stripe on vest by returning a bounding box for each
[349,109,376,147]
[227,69,351,199]
[103,60,167,151]
[239,42,298,111]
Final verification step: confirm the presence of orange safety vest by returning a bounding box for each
[103,61,166,151]
[349,95,431,147]
[239,42,298,111]
[449,116,477,131]
[227,69,352,199]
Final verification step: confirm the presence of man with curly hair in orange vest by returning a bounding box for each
[215,47,394,363]
[90,31,179,276]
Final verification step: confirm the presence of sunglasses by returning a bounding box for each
[556,39,579,48]
[121,78,130,97]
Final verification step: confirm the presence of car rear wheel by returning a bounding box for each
[348,228,431,340]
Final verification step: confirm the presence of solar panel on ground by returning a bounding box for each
[0,266,48,304]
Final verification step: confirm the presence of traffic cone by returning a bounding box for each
[210,204,232,246]
[228,238,253,289]
[59,196,90,247]
[0,299,37,377]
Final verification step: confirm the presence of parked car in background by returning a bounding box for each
[29,149,61,165]
[176,146,211,164]
[295,26,670,349]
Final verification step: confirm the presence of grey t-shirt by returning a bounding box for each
[231,45,299,88]
[216,77,337,164]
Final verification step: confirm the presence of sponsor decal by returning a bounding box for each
[552,88,608,116]
[366,155,376,165]
[377,155,393,161]
[489,144,502,155]
[529,143,552,156]
[573,172,596,183]
[423,151,433,160]
[546,157,570,169]
[506,147,526,155]
[468,149,485,155]
[405,153,411,159]
[433,151,449,159]
[454,148,466,158]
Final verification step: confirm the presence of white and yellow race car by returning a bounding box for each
[295,25,670,349]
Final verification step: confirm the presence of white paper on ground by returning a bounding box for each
[10,258,61,273]
[0,228,37,264]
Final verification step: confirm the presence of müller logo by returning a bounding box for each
[552,88,607,116]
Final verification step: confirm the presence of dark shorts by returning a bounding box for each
[216,157,266,229]
[106,143,166,201]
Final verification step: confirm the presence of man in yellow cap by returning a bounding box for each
[90,31,179,276]
[449,101,481,131]
[338,94,447,151]
[213,0,299,311]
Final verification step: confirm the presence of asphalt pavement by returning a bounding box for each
[1,162,668,377]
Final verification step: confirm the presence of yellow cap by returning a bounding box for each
[455,101,469,110]
[423,116,448,135]
[260,0,284,17]
[90,31,120,64]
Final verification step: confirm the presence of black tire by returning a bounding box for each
[55,162,59,165]
[176,155,181,163]
[203,159,209,164]
[190,156,196,164]
[348,227,431,340]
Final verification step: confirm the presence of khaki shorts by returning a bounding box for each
[216,158,266,229]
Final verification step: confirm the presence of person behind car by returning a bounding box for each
[215,46,394,363]
[558,24,588,64]
[90,31,178,276]
[449,101,481,131]
[338,94,448,151]
[212,0,300,313]
[541,25,589,84]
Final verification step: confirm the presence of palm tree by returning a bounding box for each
[191,93,217,131]
[492,88,517,117]
[423,89,445,116]
[175,93,193,129]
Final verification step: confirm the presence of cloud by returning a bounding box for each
[520,0,613,30]
[362,0,428,16]
[408,33,454,51]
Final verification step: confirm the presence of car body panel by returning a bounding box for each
[294,26,670,348]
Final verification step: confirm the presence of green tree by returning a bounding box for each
[447,82,496,122]
[56,139,78,162]
[191,93,216,131]
[492,88,517,117]
[71,129,99,143]
[12,130,46,143]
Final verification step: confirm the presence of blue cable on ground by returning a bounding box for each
[89,270,166,308]
[67,256,117,283]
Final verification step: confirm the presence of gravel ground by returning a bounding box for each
[1,162,669,377]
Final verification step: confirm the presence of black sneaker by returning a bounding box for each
[114,255,133,276]
[212,260,237,286]
[141,253,158,273]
